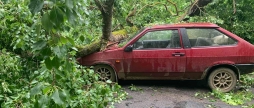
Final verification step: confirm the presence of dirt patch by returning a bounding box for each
[114,80,250,108]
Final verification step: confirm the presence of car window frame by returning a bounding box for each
[183,28,238,48]
[130,28,183,50]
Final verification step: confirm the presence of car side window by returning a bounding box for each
[186,28,237,47]
[133,30,181,49]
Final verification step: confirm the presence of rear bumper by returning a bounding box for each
[235,64,254,75]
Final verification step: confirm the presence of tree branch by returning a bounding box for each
[167,0,179,16]
[126,7,137,26]
[178,0,198,21]
[125,1,181,26]
[233,0,236,14]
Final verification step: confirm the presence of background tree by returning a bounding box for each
[188,0,254,43]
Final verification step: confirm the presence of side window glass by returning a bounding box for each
[133,30,181,49]
[186,28,237,47]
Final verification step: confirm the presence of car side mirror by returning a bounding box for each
[124,45,133,52]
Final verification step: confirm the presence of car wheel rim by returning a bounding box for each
[212,71,233,90]
[96,67,111,81]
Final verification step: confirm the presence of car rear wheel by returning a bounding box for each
[208,68,237,92]
[94,65,116,82]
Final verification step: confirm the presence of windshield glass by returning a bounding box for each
[118,28,145,47]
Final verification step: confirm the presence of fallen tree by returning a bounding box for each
[76,0,214,58]
[76,0,115,57]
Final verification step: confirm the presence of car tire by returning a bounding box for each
[94,65,116,82]
[208,68,237,92]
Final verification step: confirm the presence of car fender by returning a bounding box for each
[92,61,119,82]
[201,61,240,80]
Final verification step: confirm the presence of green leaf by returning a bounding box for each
[41,13,53,31]
[66,37,75,45]
[38,95,50,108]
[42,86,52,94]
[66,8,77,25]
[52,56,60,69]
[65,0,74,9]
[64,61,72,72]
[50,7,64,29]
[55,69,65,80]
[52,90,64,105]
[53,46,66,58]
[60,36,68,44]
[33,40,47,51]
[53,46,61,57]
[29,0,44,15]
[41,47,52,57]
[45,57,53,70]
[36,24,41,36]
[34,100,39,108]
[59,89,69,102]
[15,40,25,49]
[79,36,85,42]
[30,83,43,96]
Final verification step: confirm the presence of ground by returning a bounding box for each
[114,80,254,108]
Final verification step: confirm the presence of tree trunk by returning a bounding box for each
[77,0,115,57]
[95,0,115,50]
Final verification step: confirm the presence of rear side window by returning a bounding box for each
[186,28,237,47]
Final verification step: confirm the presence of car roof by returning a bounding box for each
[150,23,219,29]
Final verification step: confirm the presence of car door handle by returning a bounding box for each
[172,52,185,57]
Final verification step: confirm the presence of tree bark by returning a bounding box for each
[77,0,115,57]
[94,0,115,50]
[76,40,101,57]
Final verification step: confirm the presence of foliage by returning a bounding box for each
[0,0,33,52]
[240,73,254,88]
[0,49,23,104]
[128,84,142,91]
[212,90,254,105]
[195,72,254,106]
[1,0,254,107]
[195,90,254,106]
[0,0,127,107]
[188,0,254,43]
[114,0,191,28]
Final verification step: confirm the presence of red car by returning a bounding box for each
[78,23,254,92]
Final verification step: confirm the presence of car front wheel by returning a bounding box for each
[94,65,116,82]
[208,68,237,92]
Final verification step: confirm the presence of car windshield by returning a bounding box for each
[118,27,145,47]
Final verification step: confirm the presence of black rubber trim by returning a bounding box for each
[180,28,191,48]
[235,64,254,75]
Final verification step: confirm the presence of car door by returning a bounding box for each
[183,28,239,79]
[123,29,186,79]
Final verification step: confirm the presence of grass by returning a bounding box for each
[195,72,254,107]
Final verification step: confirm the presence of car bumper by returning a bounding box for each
[235,64,254,75]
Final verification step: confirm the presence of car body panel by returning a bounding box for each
[122,49,186,80]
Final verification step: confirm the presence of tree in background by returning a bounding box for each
[188,0,254,43]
